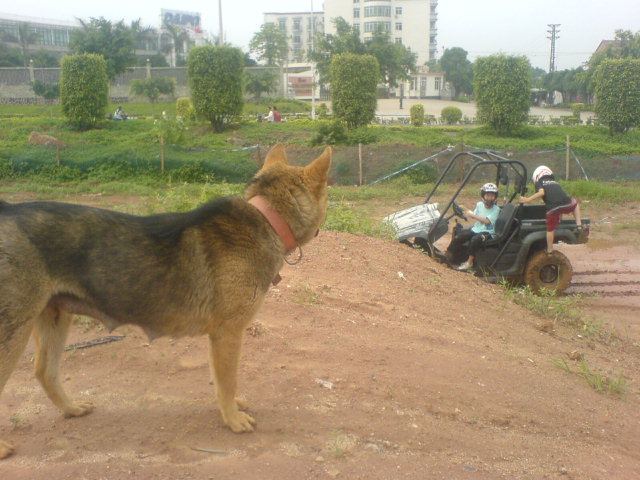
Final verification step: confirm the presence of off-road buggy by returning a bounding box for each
[384,151,590,293]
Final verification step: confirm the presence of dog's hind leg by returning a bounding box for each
[33,307,94,418]
[208,328,256,433]
[0,318,34,459]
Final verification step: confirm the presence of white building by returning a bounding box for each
[324,0,438,66]
[262,11,325,64]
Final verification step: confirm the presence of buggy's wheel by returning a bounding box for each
[523,250,573,293]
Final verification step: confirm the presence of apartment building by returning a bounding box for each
[324,0,438,65]
[262,11,325,64]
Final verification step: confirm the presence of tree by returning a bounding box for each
[474,54,531,136]
[188,45,244,132]
[30,49,59,67]
[330,53,379,129]
[130,77,175,115]
[544,68,588,104]
[595,58,640,134]
[69,17,138,81]
[162,22,191,67]
[309,18,366,84]
[584,29,640,97]
[0,41,22,67]
[60,54,109,129]
[0,22,39,66]
[244,70,277,99]
[438,47,473,97]
[249,23,288,66]
[365,32,417,87]
[310,18,415,89]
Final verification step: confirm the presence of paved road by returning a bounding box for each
[374,98,591,122]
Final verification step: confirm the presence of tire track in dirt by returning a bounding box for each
[562,244,640,340]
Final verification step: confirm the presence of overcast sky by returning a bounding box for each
[2,1,637,71]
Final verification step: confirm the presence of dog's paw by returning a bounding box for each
[63,402,95,418]
[225,411,256,433]
[235,397,249,411]
[0,440,15,459]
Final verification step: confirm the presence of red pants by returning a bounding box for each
[546,198,578,232]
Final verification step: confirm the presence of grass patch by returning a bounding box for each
[553,359,627,397]
[325,202,396,239]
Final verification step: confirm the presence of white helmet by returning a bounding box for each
[532,165,553,184]
[481,182,498,197]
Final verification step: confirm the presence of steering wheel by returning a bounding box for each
[452,201,467,221]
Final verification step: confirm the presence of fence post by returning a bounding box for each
[565,135,571,180]
[358,143,363,186]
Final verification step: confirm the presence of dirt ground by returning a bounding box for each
[1,194,639,480]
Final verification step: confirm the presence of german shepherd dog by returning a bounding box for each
[0,144,332,459]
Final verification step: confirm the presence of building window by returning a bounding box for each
[396,7,403,15]
[364,22,390,33]
[278,18,287,32]
[395,37,402,44]
[364,6,391,18]
[435,77,441,90]
[353,23,360,32]
[353,0,359,3]
[395,23,402,31]
[354,8,360,18]
[293,35,301,44]
[293,18,301,31]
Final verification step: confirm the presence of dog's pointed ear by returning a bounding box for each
[305,146,332,183]
[262,143,288,169]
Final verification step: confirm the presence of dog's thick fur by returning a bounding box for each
[0,144,331,459]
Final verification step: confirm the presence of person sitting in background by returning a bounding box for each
[113,106,127,121]
[266,107,274,123]
[273,106,282,123]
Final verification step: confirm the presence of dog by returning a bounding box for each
[0,143,332,459]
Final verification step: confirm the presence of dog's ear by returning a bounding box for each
[305,146,332,183]
[262,143,288,169]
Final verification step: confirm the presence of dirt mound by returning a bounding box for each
[1,231,639,479]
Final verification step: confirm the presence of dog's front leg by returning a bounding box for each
[33,308,94,418]
[208,331,256,432]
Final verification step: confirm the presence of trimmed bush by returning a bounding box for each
[176,97,195,120]
[441,106,463,125]
[188,46,244,132]
[410,103,424,126]
[474,54,531,135]
[595,59,640,134]
[60,54,109,129]
[330,53,379,129]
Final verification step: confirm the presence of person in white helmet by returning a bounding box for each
[449,183,500,271]
[519,165,583,254]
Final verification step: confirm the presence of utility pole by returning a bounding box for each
[310,0,316,119]
[547,24,560,73]
[218,0,223,46]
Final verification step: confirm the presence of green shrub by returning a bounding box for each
[330,53,379,129]
[311,120,348,145]
[595,59,640,134]
[441,106,463,125]
[316,103,329,118]
[410,103,424,126]
[474,54,531,135]
[188,46,244,132]
[60,54,109,129]
[176,97,195,120]
[130,77,176,103]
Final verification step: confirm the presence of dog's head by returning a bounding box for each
[245,143,332,247]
